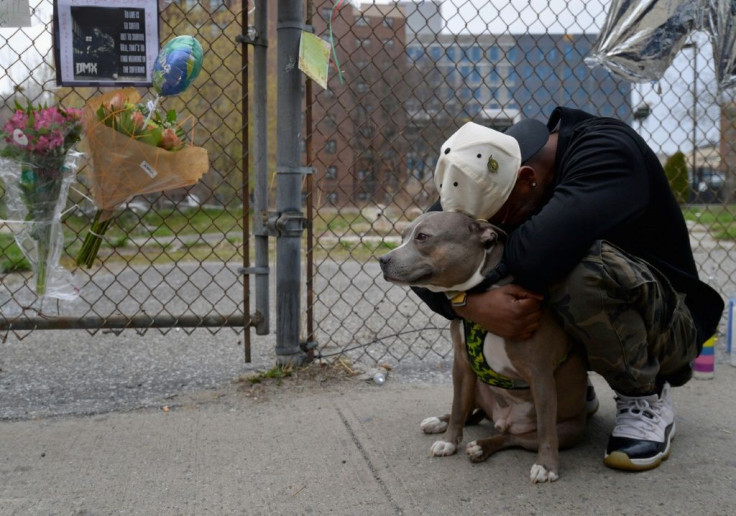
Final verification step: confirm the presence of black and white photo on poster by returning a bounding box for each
[54,0,159,87]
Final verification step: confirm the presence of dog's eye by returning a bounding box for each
[416,232,429,241]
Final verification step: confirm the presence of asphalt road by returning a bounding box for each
[1,238,734,421]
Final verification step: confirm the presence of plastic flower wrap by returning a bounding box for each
[0,102,83,299]
[76,88,209,267]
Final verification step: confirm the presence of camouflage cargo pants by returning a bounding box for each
[547,241,698,396]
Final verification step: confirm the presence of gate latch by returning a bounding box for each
[266,210,306,237]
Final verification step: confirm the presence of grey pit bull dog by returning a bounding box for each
[378,211,590,483]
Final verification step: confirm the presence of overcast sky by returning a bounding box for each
[442,0,608,35]
[1,1,723,156]
[436,0,720,156]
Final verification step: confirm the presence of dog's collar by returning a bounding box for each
[446,262,507,307]
[463,320,530,390]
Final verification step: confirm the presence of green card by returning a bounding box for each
[299,31,331,90]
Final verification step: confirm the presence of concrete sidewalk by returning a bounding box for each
[2,363,735,515]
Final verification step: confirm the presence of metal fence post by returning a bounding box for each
[252,0,270,336]
[275,0,307,365]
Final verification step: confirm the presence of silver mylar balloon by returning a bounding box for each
[706,0,736,90]
[586,0,703,82]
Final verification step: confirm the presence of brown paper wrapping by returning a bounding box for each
[80,89,209,218]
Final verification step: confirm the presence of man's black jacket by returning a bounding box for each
[414,107,724,351]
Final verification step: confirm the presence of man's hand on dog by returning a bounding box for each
[454,285,544,341]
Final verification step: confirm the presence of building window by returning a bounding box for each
[468,46,482,62]
[360,125,374,137]
[321,8,332,20]
[327,192,338,204]
[407,46,423,62]
[356,38,371,49]
[358,169,369,180]
[356,192,370,202]
[326,166,337,179]
[356,16,369,27]
[382,38,394,50]
[382,17,394,28]
[325,140,337,153]
[356,82,369,93]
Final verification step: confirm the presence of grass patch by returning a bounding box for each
[0,207,402,273]
[683,205,736,240]
[0,233,30,273]
[243,365,294,385]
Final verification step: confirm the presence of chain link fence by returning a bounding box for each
[1,1,733,370]
[1,1,247,340]
[306,0,735,366]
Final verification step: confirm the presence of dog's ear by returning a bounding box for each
[471,220,501,248]
[488,223,508,243]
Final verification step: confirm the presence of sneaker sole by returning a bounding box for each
[603,423,675,472]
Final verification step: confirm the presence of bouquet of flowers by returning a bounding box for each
[76,88,209,267]
[0,102,83,299]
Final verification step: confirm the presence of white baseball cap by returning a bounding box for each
[433,119,549,220]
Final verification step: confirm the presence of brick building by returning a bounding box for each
[310,1,409,207]
[309,1,631,208]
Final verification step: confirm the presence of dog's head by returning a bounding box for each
[378,211,505,292]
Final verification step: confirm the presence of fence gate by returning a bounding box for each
[1,2,254,359]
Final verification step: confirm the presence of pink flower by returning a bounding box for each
[131,110,146,131]
[35,107,65,130]
[107,94,126,112]
[1,103,82,161]
[65,107,83,121]
[161,127,183,150]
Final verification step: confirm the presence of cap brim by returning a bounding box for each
[504,119,549,163]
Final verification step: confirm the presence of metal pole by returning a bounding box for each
[275,0,306,365]
[253,0,269,336]
[685,41,698,182]
[692,44,698,186]
[241,2,252,362]
[305,0,316,361]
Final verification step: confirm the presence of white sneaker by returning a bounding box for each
[604,382,675,471]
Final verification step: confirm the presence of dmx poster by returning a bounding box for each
[53,0,159,87]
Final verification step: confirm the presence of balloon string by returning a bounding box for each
[329,0,345,85]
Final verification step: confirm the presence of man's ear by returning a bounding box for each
[517,165,538,189]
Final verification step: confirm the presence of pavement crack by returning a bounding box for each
[336,407,403,515]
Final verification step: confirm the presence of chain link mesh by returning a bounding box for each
[306,0,734,366]
[1,1,246,338]
[1,2,733,369]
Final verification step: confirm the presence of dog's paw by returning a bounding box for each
[420,416,448,434]
[429,440,457,457]
[530,463,559,483]
[465,440,488,463]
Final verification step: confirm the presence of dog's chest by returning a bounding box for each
[482,333,522,379]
